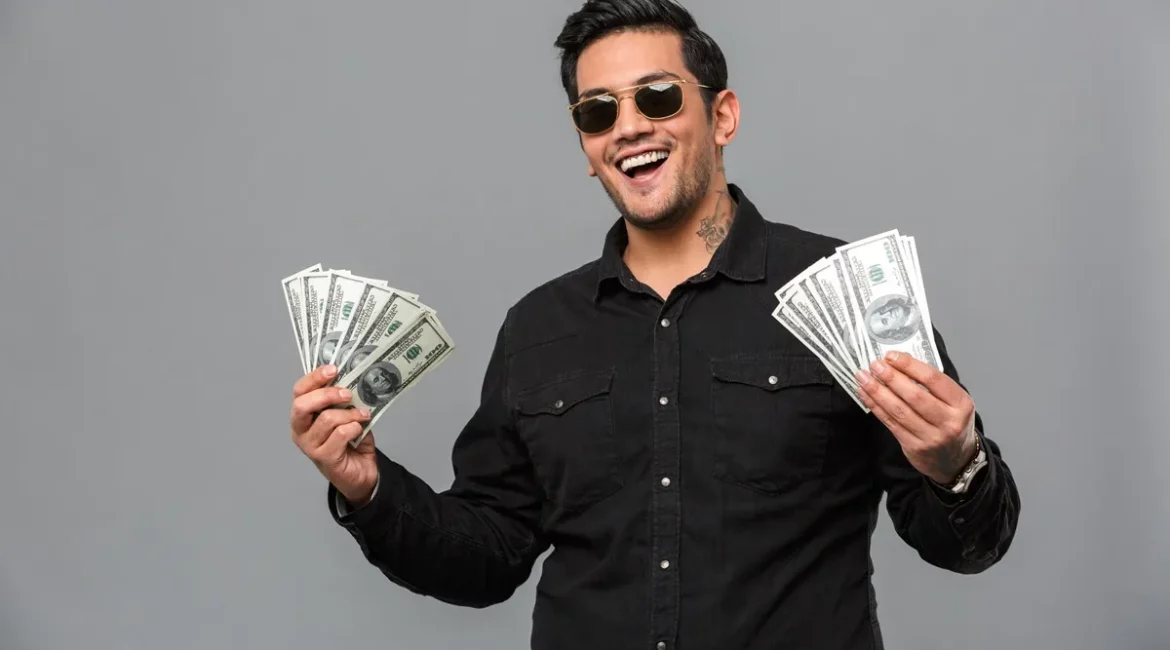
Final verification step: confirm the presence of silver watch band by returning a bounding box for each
[946,435,988,494]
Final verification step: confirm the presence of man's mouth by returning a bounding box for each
[617,149,670,180]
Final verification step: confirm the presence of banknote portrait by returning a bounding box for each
[356,362,403,408]
[864,294,922,344]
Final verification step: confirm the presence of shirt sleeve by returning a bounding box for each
[326,309,550,607]
[334,473,380,516]
[870,327,1022,574]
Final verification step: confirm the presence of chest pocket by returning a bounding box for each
[515,368,623,514]
[710,353,838,494]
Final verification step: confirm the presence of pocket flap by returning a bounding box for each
[711,353,837,391]
[516,368,614,416]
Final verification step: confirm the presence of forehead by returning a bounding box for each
[575,29,687,94]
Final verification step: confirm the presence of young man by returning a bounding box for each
[289,1,1021,648]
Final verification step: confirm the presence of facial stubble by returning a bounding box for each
[599,135,715,232]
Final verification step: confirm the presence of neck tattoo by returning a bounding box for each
[695,189,735,253]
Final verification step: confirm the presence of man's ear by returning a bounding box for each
[712,89,740,148]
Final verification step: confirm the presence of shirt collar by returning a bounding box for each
[595,183,768,300]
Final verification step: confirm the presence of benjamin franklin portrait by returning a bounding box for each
[317,330,342,369]
[356,361,403,408]
[864,294,922,344]
[341,345,375,377]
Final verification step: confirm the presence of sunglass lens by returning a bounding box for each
[573,96,619,134]
[635,82,684,119]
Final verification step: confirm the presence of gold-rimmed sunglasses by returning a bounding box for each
[568,79,711,135]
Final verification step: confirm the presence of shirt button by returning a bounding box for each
[659,396,669,406]
[660,560,670,569]
[660,318,670,328]
[768,375,778,385]
[553,399,564,409]
[657,643,666,650]
[660,477,671,487]
[954,516,966,525]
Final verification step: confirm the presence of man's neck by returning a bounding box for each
[622,181,737,296]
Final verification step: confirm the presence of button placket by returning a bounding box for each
[649,293,689,650]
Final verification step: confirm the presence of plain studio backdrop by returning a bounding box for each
[1,0,1167,648]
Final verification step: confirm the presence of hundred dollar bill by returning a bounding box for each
[313,271,400,371]
[798,258,862,373]
[300,270,335,371]
[336,311,455,446]
[773,271,852,374]
[325,282,400,369]
[281,263,321,372]
[331,291,432,382]
[824,253,868,368]
[771,296,869,411]
[900,236,935,346]
[777,286,858,390]
[837,230,942,370]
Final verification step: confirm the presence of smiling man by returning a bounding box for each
[288,1,1022,648]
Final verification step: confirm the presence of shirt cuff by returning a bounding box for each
[925,440,999,535]
[333,473,381,517]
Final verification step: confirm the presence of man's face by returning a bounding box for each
[574,30,716,230]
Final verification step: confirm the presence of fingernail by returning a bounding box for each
[339,388,351,400]
[360,408,371,419]
[856,370,871,385]
[323,365,336,377]
[885,351,900,362]
[872,361,887,374]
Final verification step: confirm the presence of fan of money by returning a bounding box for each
[282,264,456,447]
[771,229,942,413]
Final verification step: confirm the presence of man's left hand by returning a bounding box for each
[856,351,978,485]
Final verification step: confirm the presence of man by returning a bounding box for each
[289,1,1021,648]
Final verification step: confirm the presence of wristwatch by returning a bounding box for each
[942,433,988,494]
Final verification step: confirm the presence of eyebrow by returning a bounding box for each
[577,69,684,101]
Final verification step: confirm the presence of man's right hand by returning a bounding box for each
[290,364,378,508]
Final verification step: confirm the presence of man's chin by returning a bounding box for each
[622,205,681,231]
[599,174,688,230]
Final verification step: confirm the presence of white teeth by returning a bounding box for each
[619,150,669,173]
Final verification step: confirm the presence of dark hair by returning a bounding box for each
[554,0,728,116]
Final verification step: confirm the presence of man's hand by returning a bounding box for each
[856,351,977,485]
[290,364,379,507]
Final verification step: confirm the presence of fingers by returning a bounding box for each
[316,418,372,463]
[296,403,368,452]
[865,357,951,427]
[290,384,354,435]
[293,364,339,399]
[856,368,933,440]
[881,352,967,408]
[864,400,917,448]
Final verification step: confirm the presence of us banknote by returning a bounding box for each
[771,229,942,411]
[334,311,455,447]
[281,264,454,446]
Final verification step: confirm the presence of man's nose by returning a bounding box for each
[612,95,652,142]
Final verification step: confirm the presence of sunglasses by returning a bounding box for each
[568,79,711,135]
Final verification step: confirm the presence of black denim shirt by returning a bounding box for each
[328,184,1021,650]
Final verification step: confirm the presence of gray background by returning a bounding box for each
[1,0,1166,648]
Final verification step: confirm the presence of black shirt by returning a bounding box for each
[328,183,1021,650]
